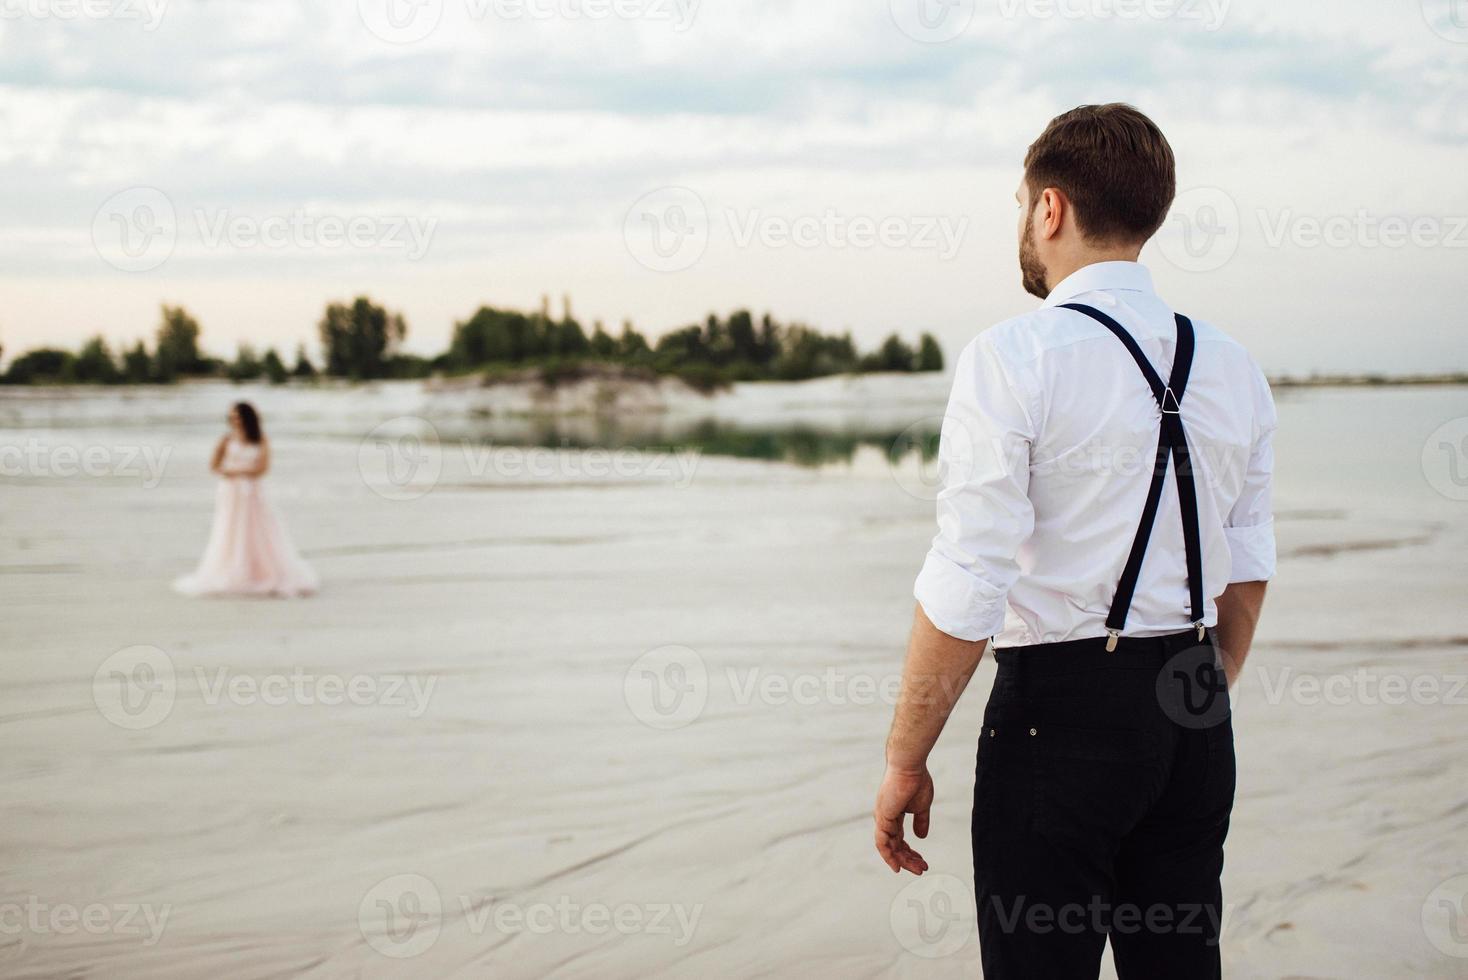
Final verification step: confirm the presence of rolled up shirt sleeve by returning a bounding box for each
[913,335,1037,641]
[1224,364,1278,583]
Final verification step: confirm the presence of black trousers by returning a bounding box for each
[971,630,1235,979]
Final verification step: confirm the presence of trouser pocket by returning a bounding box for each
[1030,723,1160,847]
[971,701,1034,868]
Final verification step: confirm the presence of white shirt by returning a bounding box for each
[914,261,1277,647]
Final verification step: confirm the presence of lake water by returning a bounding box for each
[3,377,1465,507]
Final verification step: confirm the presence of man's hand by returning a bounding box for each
[874,765,933,875]
[1215,580,1267,689]
[872,606,987,875]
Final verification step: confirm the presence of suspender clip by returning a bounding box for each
[1105,629,1120,652]
[1160,387,1182,415]
[1195,621,1206,641]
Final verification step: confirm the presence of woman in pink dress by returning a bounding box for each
[174,402,319,598]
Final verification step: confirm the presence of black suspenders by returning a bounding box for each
[1058,303,1206,651]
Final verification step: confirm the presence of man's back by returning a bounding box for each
[914,260,1277,646]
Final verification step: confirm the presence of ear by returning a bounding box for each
[1038,187,1067,240]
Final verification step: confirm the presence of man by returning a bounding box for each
[872,104,1275,978]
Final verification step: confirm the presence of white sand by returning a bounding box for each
[2,381,1466,978]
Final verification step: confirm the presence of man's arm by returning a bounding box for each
[875,335,1033,875]
[873,604,988,875]
[1214,580,1267,688]
[1215,360,1275,688]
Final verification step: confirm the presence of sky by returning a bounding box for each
[0,0,1465,375]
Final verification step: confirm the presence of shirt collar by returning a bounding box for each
[1040,261,1156,308]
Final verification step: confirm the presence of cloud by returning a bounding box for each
[0,0,1462,372]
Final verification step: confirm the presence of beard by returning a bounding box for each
[1018,210,1049,299]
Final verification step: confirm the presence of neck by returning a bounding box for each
[1046,247,1141,295]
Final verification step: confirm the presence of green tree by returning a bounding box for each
[861,333,917,373]
[589,321,617,358]
[291,345,316,378]
[5,348,75,384]
[449,307,537,367]
[227,344,263,382]
[552,317,590,357]
[154,305,204,381]
[122,342,152,383]
[772,325,820,380]
[702,313,731,366]
[756,313,780,366]
[726,309,757,364]
[773,325,858,380]
[262,348,288,384]
[916,333,944,372]
[654,324,708,367]
[74,336,121,384]
[318,297,408,379]
[618,321,651,359]
[386,354,433,379]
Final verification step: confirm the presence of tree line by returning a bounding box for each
[0,295,943,387]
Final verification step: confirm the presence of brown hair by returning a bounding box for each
[1024,103,1176,245]
[233,402,263,444]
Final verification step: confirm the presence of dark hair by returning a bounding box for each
[233,402,263,444]
[1024,103,1176,245]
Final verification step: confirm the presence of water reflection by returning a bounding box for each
[436,415,942,469]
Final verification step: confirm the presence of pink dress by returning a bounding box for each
[173,438,319,598]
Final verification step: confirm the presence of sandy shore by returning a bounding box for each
[2,382,1467,977]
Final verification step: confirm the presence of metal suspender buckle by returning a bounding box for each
[1195,621,1206,641]
[1160,387,1182,415]
[1105,629,1120,652]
